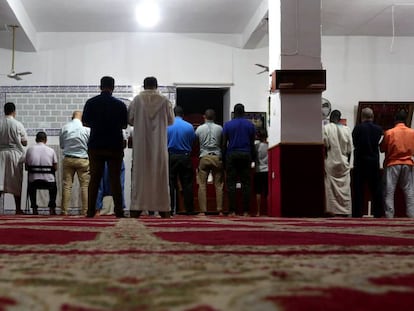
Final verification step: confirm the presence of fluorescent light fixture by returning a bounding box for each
[135,1,160,28]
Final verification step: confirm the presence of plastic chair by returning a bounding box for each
[25,165,57,215]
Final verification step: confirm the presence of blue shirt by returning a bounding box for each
[82,91,127,150]
[167,117,195,153]
[60,118,90,158]
[223,117,256,154]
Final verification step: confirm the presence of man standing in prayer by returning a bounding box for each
[168,106,196,215]
[82,76,128,218]
[128,76,174,218]
[223,103,256,216]
[352,107,383,218]
[195,109,224,216]
[60,110,90,216]
[380,110,414,218]
[0,102,27,214]
[323,109,353,216]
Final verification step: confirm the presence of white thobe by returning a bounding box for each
[0,116,27,195]
[128,90,174,211]
[323,122,353,215]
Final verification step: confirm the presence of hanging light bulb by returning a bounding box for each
[135,0,160,28]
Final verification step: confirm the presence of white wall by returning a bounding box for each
[0,32,269,212]
[4,34,414,131]
[322,36,414,130]
[0,32,269,113]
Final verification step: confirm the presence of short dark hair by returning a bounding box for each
[234,103,245,116]
[4,102,16,115]
[395,110,408,123]
[330,110,341,123]
[100,76,115,90]
[256,128,268,141]
[143,77,158,89]
[174,105,184,117]
[204,109,215,120]
[35,131,47,143]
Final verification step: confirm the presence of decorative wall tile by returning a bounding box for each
[0,85,176,136]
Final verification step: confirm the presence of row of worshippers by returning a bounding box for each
[0,102,119,215]
[162,104,268,217]
[0,76,268,217]
[84,76,268,218]
[0,103,57,214]
[324,107,414,218]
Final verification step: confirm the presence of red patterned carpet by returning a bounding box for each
[0,215,414,311]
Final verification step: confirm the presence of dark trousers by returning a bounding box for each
[28,180,57,209]
[96,161,126,210]
[169,153,194,214]
[352,162,383,218]
[226,152,252,214]
[87,149,124,217]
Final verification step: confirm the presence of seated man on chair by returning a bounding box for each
[25,131,58,215]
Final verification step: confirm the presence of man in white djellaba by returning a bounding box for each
[127,76,174,218]
[0,102,28,214]
[323,109,353,216]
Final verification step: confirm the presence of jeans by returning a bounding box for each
[96,161,126,210]
[226,151,252,214]
[169,153,194,214]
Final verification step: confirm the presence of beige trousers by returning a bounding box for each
[61,157,90,215]
[197,155,223,213]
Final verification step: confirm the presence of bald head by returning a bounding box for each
[72,111,82,120]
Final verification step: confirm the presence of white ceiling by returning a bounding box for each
[1,0,414,52]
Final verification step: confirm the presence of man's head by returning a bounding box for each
[204,109,215,121]
[234,103,245,117]
[330,110,341,123]
[256,128,268,142]
[361,107,374,122]
[143,76,158,90]
[35,131,47,143]
[4,102,16,116]
[395,110,408,124]
[100,76,115,92]
[72,110,82,120]
[174,105,184,117]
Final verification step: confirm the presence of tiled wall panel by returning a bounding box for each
[0,85,176,136]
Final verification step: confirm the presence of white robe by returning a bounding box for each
[128,90,174,211]
[323,122,353,215]
[0,116,27,195]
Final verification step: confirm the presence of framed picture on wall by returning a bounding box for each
[231,111,266,131]
[357,102,414,131]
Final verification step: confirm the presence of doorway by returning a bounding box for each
[174,87,229,214]
[176,87,229,126]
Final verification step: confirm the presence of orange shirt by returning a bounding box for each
[380,123,414,167]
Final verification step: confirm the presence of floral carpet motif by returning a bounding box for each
[0,215,414,310]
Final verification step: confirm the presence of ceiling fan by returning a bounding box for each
[255,63,269,75]
[6,25,32,81]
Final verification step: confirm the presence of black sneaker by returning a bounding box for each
[130,210,142,218]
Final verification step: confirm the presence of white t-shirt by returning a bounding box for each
[25,142,57,182]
